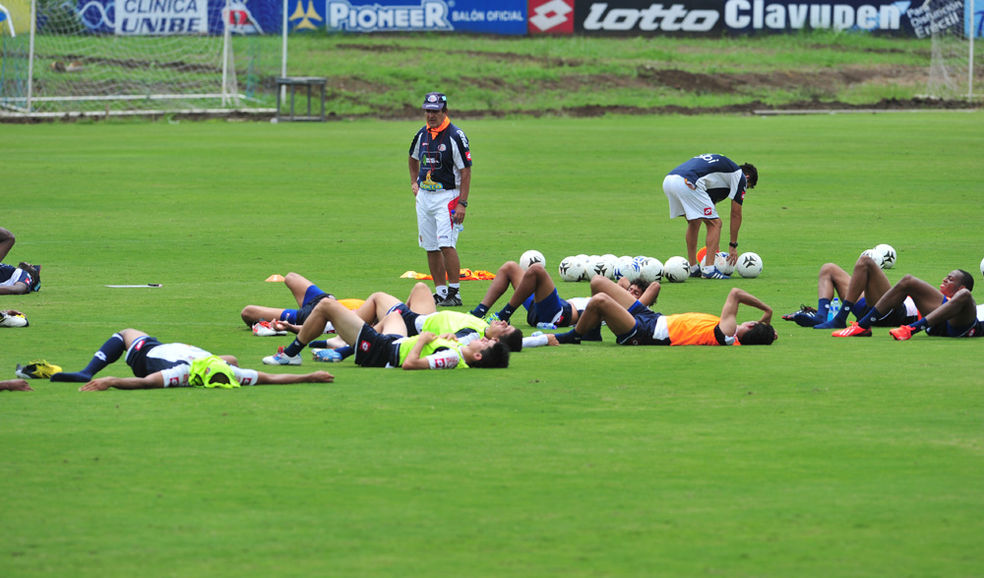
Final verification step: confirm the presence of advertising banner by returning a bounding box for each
[573,0,982,36]
[287,0,526,34]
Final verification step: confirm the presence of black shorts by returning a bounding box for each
[123,336,171,377]
[927,319,984,338]
[617,307,668,346]
[295,292,333,325]
[353,324,402,368]
[390,303,421,336]
[871,306,919,327]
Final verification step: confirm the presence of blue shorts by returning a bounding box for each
[523,289,574,327]
[352,324,402,368]
[123,336,183,377]
[281,285,334,325]
[928,319,984,338]
[617,303,667,346]
[389,303,421,336]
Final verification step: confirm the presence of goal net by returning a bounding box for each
[908,0,976,100]
[0,0,272,115]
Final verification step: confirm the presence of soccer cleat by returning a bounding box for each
[0,311,29,327]
[889,325,914,341]
[782,306,824,327]
[252,321,286,337]
[832,322,871,337]
[262,346,301,366]
[782,304,817,321]
[482,312,502,323]
[701,267,730,280]
[15,359,62,379]
[312,348,343,363]
[437,293,462,307]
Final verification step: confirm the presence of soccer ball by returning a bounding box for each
[590,255,616,280]
[615,256,641,281]
[639,257,663,283]
[558,256,585,282]
[873,243,897,269]
[663,256,690,283]
[980,256,984,278]
[713,251,736,276]
[520,250,546,271]
[736,252,763,278]
[859,248,884,269]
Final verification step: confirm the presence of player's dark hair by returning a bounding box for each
[209,372,231,384]
[470,341,511,368]
[956,269,975,292]
[740,322,776,345]
[501,326,524,353]
[741,163,758,189]
[629,279,651,293]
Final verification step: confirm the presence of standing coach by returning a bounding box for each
[408,91,472,307]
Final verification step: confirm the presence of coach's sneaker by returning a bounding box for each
[438,288,462,307]
[701,266,730,280]
[0,311,29,327]
[252,321,286,337]
[312,348,343,363]
[889,325,914,341]
[832,322,871,337]
[15,359,62,379]
[689,264,702,278]
[262,346,301,366]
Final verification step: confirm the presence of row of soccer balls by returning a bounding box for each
[519,250,763,283]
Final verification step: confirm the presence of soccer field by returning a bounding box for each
[2,111,983,577]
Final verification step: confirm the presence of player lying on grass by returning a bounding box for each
[783,254,919,329]
[468,260,656,335]
[262,296,510,369]
[0,261,41,294]
[239,272,363,335]
[554,276,776,346]
[888,288,984,340]
[0,379,33,392]
[302,282,555,362]
[832,269,976,338]
[48,329,335,390]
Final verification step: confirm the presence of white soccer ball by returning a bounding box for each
[980,256,984,278]
[590,255,616,280]
[860,248,884,269]
[639,257,663,283]
[873,243,897,269]
[520,250,546,271]
[558,256,585,282]
[736,252,763,278]
[713,251,736,276]
[615,256,640,281]
[663,256,690,283]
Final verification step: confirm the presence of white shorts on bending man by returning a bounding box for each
[408,91,472,307]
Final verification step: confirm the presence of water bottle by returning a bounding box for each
[828,298,841,322]
[536,322,557,330]
[451,210,464,234]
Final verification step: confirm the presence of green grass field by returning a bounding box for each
[2,111,983,577]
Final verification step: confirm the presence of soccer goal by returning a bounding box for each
[909,0,977,100]
[0,0,274,116]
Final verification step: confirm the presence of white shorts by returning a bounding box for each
[416,188,460,251]
[663,174,718,221]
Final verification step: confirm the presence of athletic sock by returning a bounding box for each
[435,285,448,298]
[582,326,603,342]
[817,298,831,322]
[470,304,489,317]
[497,303,515,322]
[908,318,928,333]
[283,338,305,357]
[554,329,582,344]
[308,340,328,349]
[336,345,354,360]
[51,333,126,382]
[856,307,880,329]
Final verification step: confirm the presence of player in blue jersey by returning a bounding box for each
[889,287,984,341]
[0,227,41,294]
[662,154,757,279]
[239,272,336,331]
[833,269,975,337]
[48,329,335,390]
[409,92,472,307]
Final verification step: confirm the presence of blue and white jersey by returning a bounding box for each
[0,264,32,288]
[409,122,472,191]
[125,339,258,388]
[668,154,747,205]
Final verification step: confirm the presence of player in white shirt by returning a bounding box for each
[49,328,334,391]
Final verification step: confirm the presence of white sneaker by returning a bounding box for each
[262,347,301,366]
[0,312,28,327]
[253,321,286,337]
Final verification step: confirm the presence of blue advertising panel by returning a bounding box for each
[286,0,526,34]
[68,0,278,35]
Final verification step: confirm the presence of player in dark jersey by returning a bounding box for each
[408,92,472,307]
[890,287,984,340]
[662,154,757,279]
[49,328,334,390]
[833,269,975,337]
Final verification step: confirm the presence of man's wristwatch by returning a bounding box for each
[729,242,738,248]
[458,200,468,207]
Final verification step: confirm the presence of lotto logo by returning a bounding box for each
[360,340,370,352]
[703,207,713,216]
[528,0,573,34]
[465,151,471,161]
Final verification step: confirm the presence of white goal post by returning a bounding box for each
[909,0,976,100]
[0,0,277,115]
